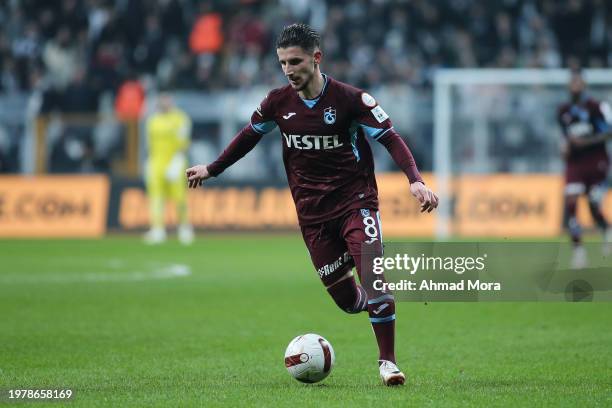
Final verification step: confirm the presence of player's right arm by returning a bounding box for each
[186,93,278,188]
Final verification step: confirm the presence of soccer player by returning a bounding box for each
[558,70,612,268]
[144,92,194,245]
[186,24,438,385]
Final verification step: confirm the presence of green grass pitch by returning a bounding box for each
[0,235,610,407]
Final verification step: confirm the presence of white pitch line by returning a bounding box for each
[0,263,192,284]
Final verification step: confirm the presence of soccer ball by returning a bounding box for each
[284,333,335,383]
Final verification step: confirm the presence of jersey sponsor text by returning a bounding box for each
[282,133,343,150]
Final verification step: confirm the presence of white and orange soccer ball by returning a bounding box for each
[284,333,335,383]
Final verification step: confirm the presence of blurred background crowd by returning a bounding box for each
[0,0,611,177]
[1,0,611,108]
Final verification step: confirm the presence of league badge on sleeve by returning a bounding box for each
[361,92,377,107]
[323,107,336,125]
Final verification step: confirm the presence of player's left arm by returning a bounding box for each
[353,91,438,213]
[377,129,439,213]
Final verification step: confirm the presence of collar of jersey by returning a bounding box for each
[300,74,328,109]
[570,94,589,110]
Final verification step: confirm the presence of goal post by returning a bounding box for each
[433,68,612,238]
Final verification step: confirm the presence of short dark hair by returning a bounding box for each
[276,23,320,52]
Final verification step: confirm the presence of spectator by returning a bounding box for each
[0,0,610,98]
[132,14,165,74]
[62,66,99,112]
[42,25,79,90]
[189,4,223,55]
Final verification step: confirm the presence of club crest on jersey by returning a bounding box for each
[323,107,336,125]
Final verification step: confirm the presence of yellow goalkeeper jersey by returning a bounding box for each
[146,108,192,165]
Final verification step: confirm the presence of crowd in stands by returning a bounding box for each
[0,0,610,112]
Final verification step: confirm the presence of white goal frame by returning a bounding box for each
[433,68,612,238]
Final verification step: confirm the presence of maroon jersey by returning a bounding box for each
[558,97,610,166]
[207,75,422,226]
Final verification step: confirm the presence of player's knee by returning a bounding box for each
[587,192,608,228]
[330,293,358,314]
[342,286,367,314]
[588,200,602,215]
[588,185,606,207]
[326,277,367,314]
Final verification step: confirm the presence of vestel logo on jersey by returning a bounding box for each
[282,133,343,150]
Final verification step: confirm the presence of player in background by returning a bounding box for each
[144,92,194,245]
[558,70,612,268]
[186,24,438,385]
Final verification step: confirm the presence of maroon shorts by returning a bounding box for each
[300,208,384,287]
[565,157,609,194]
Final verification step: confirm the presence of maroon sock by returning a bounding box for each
[367,294,396,363]
[326,276,368,314]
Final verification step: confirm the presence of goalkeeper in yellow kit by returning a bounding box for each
[144,93,194,244]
